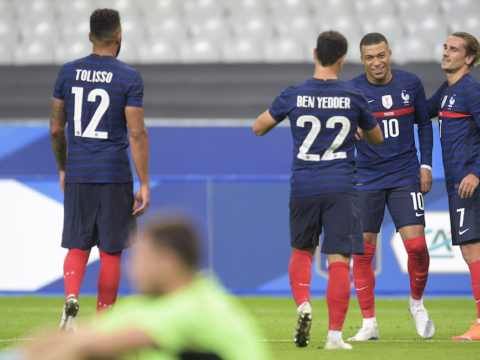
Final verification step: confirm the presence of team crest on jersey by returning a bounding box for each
[382,95,393,109]
[401,91,410,106]
[448,95,456,109]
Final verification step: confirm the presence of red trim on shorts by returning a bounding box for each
[374,106,415,118]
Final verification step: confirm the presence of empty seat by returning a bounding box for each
[0,20,18,50]
[101,0,141,21]
[222,37,263,62]
[0,1,14,21]
[0,42,13,65]
[398,0,440,22]
[146,18,188,43]
[14,41,54,65]
[270,0,311,21]
[355,0,395,22]
[184,0,224,21]
[138,38,178,63]
[62,20,91,42]
[190,16,231,43]
[363,16,404,44]
[59,0,99,22]
[21,21,60,47]
[55,41,90,65]
[311,0,354,20]
[16,0,56,25]
[449,16,480,35]
[441,0,480,20]
[119,19,145,44]
[179,38,221,63]
[392,38,434,64]
[276,15,318,43]
[232,15,274,43]
[319,16,361,41]
[264,37,306,63]
[226,0,268,19]
[142,0,183,23]
[404,15,449,45]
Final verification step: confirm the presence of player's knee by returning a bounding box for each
[405,239,428,259]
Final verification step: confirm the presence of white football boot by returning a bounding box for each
[59,294,79,333]
[409,298,435,339]
[325,335,353,349]
[347,325,380,341]
[293,302,312,347]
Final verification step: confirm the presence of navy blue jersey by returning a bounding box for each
[269,78,378,197]
[428,73,480,196]
[53,54,143,183]
[347,69,433,190]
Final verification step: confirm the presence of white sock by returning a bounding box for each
[297,301,310,315]
[363,317,377,328]
[328,330,342,342]
[409,296,423,307]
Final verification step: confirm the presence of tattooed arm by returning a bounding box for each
[50,98,67,193]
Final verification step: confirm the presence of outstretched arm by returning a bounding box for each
[50,98,67,193]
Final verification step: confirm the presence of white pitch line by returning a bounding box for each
[259,339,477,343]
[0,338,34,342]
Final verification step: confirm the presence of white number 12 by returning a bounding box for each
[72,86,109,139]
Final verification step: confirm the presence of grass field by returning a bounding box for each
[0,296,479,359]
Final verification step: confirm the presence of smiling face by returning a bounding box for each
[361,41,392,85]
[442,36,474,73]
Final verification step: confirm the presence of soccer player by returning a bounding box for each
[346,33,435,341]
[253,31,383,349]
[50,9,149,332]
[0,218,270,360]
[428,32,480,341]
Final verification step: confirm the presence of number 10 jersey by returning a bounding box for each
[53,54,144,183]
[269,78,378,198]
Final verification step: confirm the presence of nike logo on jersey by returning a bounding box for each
[459,228,470,235]
[368,100,374,103]
[416,278,427,281]
[299,283,310,287]
[355,286,369,291]
[415,213,424,217]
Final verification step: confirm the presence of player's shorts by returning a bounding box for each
[448,191,480,246]
[289,192,364,254]
[359,183,425,233]
[62,182,136,253]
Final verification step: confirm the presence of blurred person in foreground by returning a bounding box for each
[253,30,383,349]
[50,7,149,332]
[427,32,480,341]
[347,33,434,341]
[0,217,270,360]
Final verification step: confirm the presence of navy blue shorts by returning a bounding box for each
[449,191,480,245]
[289,193,364,255]
[359,183,425,233]
[62,182,136,253]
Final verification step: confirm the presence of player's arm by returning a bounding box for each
[414,79,433,195]
[460,86,480,198]
[362,124,383,146]
[49,98,67,194]
[21,328,157,360]
[126,106,150,216]
[427,85,443,119]
[253,110,279,136]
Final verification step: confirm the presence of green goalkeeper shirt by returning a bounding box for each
[96,275,270,360]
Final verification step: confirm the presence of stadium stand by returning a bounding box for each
[1,0,479,65]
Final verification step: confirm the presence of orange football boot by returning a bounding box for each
[451,321,480,341]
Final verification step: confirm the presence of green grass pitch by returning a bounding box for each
[0,296,479,359]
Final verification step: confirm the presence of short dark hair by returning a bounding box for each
[360,33,389,50]
[90,8,121,43]
[315,30,348,67]
[145,219,200,270]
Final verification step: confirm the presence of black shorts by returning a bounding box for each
[359,183,426,233]
[62,182,136,253]
[449,191,480,246]
[289,192,364,255]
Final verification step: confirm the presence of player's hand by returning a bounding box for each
[355,126,364,141]
[419,167,432,195]
[458,174,479,198]
[132,184,150,217]
[59,170,65,194]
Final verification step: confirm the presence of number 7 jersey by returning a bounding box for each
[52,54,143,183]
[269,78,378,197]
